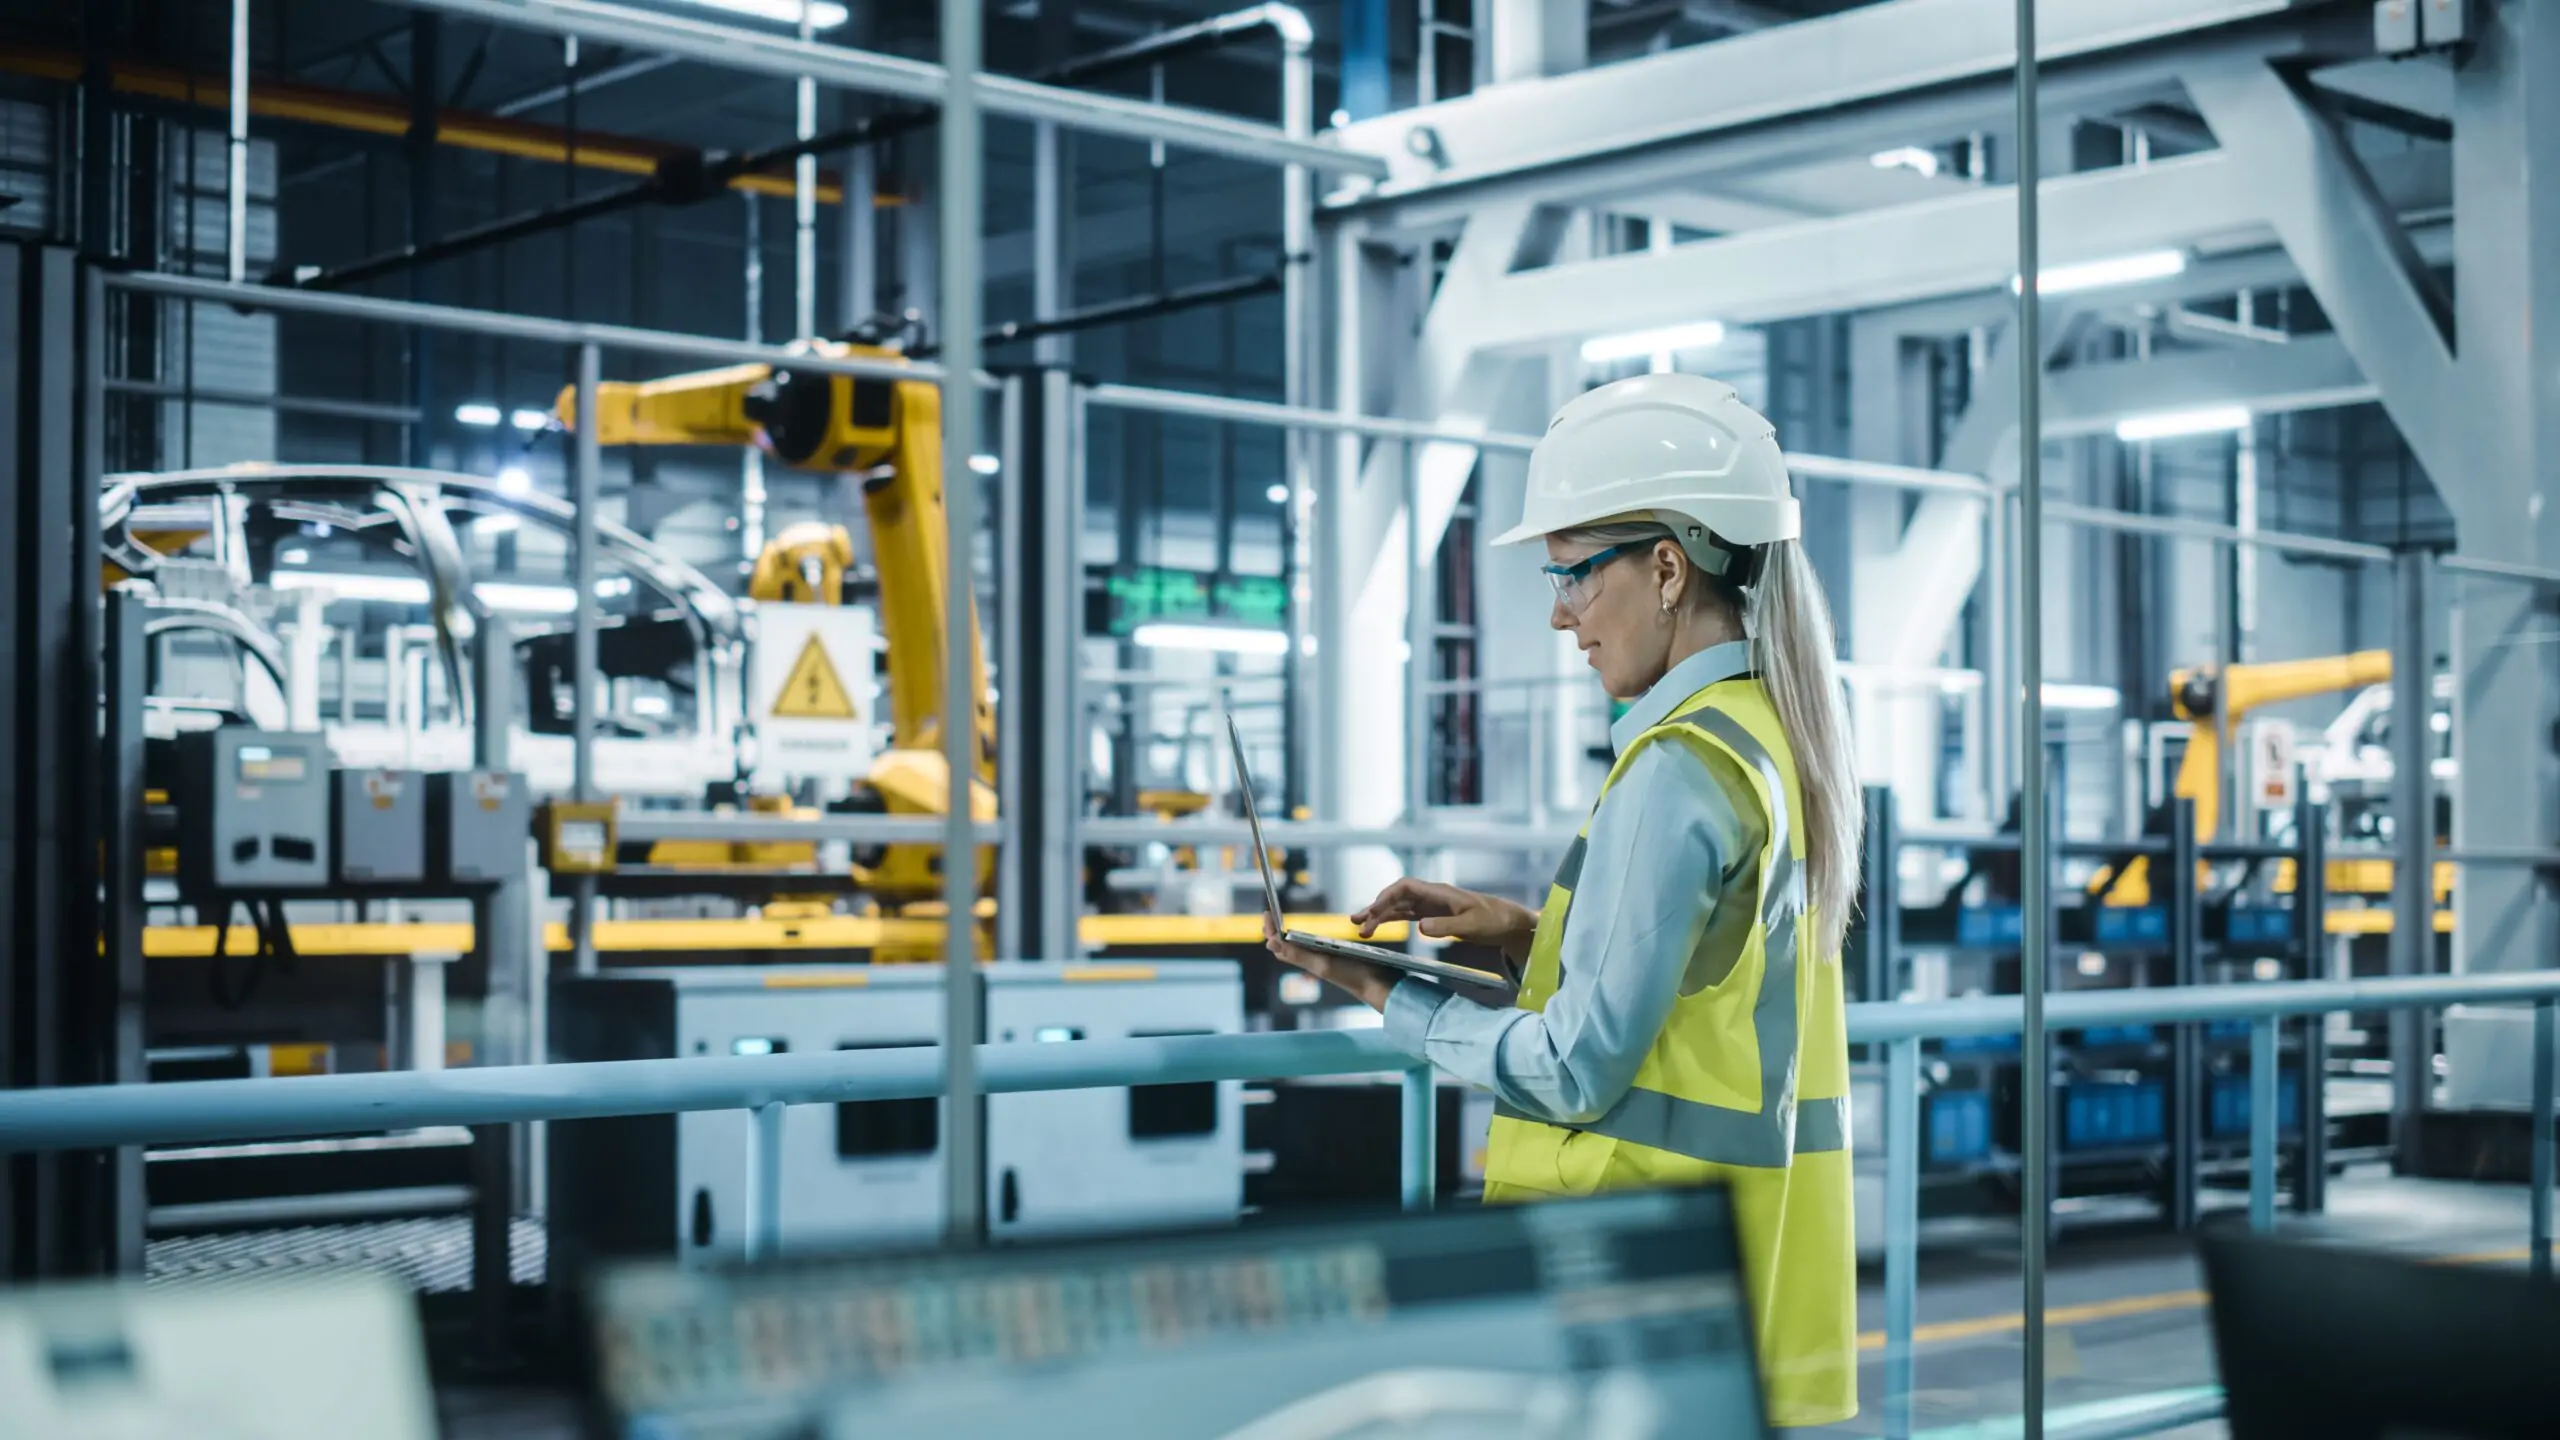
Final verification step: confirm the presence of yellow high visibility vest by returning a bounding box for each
[1483,674,1856,1428]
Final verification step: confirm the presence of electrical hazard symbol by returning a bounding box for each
[772,632,858,719]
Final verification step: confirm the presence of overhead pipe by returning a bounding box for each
[284,4,1321,294]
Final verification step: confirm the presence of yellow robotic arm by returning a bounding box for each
[2096,649,2394,906]
[556,347,997,907]
[2169,649,2392,844]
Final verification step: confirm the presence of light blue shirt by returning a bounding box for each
[1382,641,1764,1125]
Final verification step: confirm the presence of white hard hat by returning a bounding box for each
[1494,373,1800,573]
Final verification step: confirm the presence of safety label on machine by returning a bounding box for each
[774,633,857,720]
[752,603,879,785]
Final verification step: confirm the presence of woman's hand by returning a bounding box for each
[1263,916,1400,1012]
[1351,878,1538,963]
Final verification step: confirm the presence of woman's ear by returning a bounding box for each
[1655,539,1688,610]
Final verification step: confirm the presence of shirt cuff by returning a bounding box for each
[1381,978,1450,1061]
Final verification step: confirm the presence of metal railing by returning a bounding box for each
[4,970,2555,1437]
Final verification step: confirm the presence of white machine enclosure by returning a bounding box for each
[547,962,1243,1268]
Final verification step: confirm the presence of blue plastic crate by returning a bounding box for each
[2209,1072,2303,1137]
[2062,1080,2166,1149]
[2206,1019,2253,1042]
[1941,1032,2020,1055]
[2094,907,2169,946]
[2073,1024,2158,1049]
[1957,906,2024,948]
[2225,908,2296,945]
[1924,1090,1992,1166]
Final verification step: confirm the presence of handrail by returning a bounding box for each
[0,1029,1412,1153]
[6,973,2558,1156]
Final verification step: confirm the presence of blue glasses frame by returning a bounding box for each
[1541,540,1641,611]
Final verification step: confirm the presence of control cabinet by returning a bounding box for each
[428,769,530,882]
[174,729,332,895]
[548,962,1244,1268]
[332,769,427,884]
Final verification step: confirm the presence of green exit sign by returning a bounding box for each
[1089,567,1289,637]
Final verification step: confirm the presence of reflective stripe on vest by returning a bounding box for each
[1496,696,1847,1165]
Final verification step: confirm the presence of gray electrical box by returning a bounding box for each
[175,729,333,895]
[428,769,530,883]
[2420,0,2468,47]
[332,769,428,884]
[2375,0,2418,53]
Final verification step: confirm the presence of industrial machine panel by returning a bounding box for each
[174,729,333,894]
[671,978,950,1263]
[430,769,530,883]
[984,962,1244,1242]
[331,768,427,884]
[550,963,1247,1266]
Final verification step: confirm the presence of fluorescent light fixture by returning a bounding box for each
[968,453,1000,476]
[668,0,851,27]
[1870,145,1940,178]
[269,571,432,604]
[2114,404,2251,442]
[597,575,634,599]
[1130,622,1291,657]
[510,408,551,432]
[1265,483,1290,504]
[2018,248,2188,296]
[476,582,579,615]
[268,570,578,614]
[454,403,503,428]
[473,512,521,534]
[278,547,309,566]
[496,465,533,496]
[630,693,671,717]
[1580,319,1726,365]
[2041,682,2122,711]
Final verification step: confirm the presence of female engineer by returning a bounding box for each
[1265,372,1862,1428]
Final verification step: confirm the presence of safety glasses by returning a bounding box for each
[1541,541,1641,614]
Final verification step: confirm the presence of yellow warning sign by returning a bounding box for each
[772,632,858,719]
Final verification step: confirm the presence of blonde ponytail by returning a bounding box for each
[1748,539,1863,957]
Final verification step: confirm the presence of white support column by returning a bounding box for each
[2448,1,2560,1004]
[1484,0,1586,84]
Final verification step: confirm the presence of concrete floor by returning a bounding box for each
[428,1168,2535,1438]
[1812,1168,2537,1438]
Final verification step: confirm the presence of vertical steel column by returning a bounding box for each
[2169,798,2200,1231]
[1402,439,1428,899]
[570,344,601,977]
[843,145,877,333]
[1862,788,1899,1004]
[2295,797,2328,1213]
[1982,492,2014,818]
[940,0,988,1248]
[1279,22,1315,814]
[2533,998,2554,1281]
[793,2,818,342]
[2011,1,2051,1427]
[404,15,439,468]
[1401,1063,1438,1211]
[995,377,1025,961]
[2249,1015,2277,1231]
[744,1100,786,1261]
[226,0,250,284]
[2388,548,2431,1158]
[1883,1035,1922,1439]
[1040,380,1084,962]
[102,586,147,1273]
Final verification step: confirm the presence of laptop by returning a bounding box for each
[1224,714,1510,995]
[2202,1227,2560,1438]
